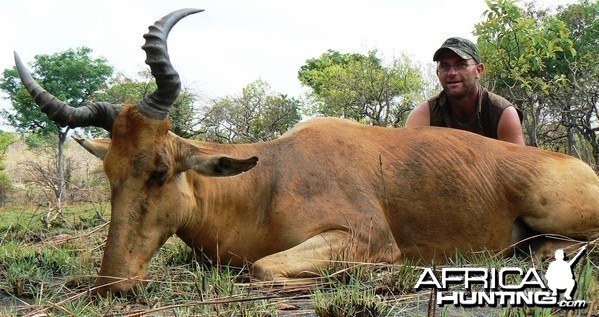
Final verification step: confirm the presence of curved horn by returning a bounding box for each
[137,8,204,120]
[14,52,122,131]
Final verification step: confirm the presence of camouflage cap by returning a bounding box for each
[433,37,481,64]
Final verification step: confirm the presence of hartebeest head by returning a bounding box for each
[15,9,258,295]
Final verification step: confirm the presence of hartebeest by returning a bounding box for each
[15,9,599,295]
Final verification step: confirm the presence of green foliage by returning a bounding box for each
[93,70,200,138]
[0,203,597,316]
[169,87,203,139]
[553,0,599,166]
[313,279,389,317]
[0,241,84,297]
[299,49,373,96]
[475,0,599,164]
[0,48,113,205]
[93,71,156,105]
[0,47,113,138]
[0,132,15,206]
[299,50,426,127]
[477,0,574,94]
[379,262,421,295]
[199,80,302,143]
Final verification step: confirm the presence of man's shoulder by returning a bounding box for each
[482,87,514,109]
[427,91,444,104]
[479,86,523,125]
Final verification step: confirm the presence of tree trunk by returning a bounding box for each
[56,129,68,211]
[524,103,540,147]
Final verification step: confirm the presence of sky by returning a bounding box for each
[0,0,575,105]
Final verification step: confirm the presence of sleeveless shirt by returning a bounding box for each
[427,85,522,139]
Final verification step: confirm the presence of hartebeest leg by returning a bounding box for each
[251,230,400,282]
[511,218,587,259]
[517,160,599,243]
[520,201,599,243]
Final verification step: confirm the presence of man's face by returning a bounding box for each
[436,50,484,99]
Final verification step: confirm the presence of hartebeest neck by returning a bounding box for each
[173,138,273,264]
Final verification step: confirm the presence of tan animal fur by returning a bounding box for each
[15,9,599,296]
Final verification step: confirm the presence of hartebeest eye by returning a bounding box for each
[149,169,168,186]
[150,170,167,180]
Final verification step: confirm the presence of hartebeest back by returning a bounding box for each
[15,9,599,296]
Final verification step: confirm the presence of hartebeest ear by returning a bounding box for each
[73,137,110,160]
[185,154,258,177]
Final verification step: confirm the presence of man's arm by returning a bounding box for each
[497,106,525,145]
[404,102,431,127]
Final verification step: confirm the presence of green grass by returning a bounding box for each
[0,204,597,316]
